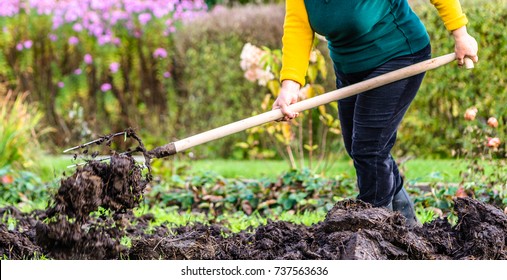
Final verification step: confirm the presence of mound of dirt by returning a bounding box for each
[1,153,506,260]
[46,154,147,219]
[126,198,507,260]
[34,154,148,259]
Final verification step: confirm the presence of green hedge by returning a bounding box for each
[398,0,507,158]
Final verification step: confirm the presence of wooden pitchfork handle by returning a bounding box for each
[149,54,474,158]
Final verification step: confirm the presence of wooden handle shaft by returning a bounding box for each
[464,57,475,69]
[170,53,459,154]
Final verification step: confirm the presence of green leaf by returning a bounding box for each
[304,144,319,151]
[282,198,295,210]
[235,142,250,149]
[307,66,318,83]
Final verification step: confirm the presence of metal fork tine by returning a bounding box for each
[63,139,103,153]
[62,132,126,153]
[66,151,132,168]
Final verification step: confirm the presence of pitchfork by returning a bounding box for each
[63,54,474,164]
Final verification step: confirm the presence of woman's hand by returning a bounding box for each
[452,26,479,66]
[272,80,300,121]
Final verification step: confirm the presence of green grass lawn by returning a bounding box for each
[38,155,472,183]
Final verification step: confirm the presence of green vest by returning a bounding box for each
[304,0,430,73]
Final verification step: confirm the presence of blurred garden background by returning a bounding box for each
[1,0,506,229]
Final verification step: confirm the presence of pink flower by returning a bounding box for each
[167,26,176,33]
[255,68,274,86]
[57,81,65,88]
[240,43,265,71]
[244,69,257,82]
[153,48,167,59]
[91,25,104,37]
[98,35,111,45]
[49,34,58,42]
[68,36,79,45]
[109,62,120,73]
[84,54,93,65]
[138,13,152,25]
[163,71,171,78]
[487,137,501,148]
[23,40,33,49]
[464,107,478,121]
[112,37,121,46]
[74,69,82,75]
[73,23,83,32]
[211,5,227,14]
[1,175,14,184]
[16,43,23,51]
[487,117,498,128]
[133,30,142,38]
[101,83,112,92]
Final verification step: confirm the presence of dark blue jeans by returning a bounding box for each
[335,44,431,207]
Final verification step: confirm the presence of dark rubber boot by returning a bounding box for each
[392,187,420,227]
[385,201,393,211]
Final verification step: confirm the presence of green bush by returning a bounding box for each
[398,0,507,158]
[171,4,286,157]
[0,92,53,210]
[0,166,54,210]
[0,92,46,169]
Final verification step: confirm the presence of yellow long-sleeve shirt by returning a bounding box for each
[281,0,469,86]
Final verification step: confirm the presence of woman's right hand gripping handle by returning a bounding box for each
[452,26,479,68]
[272,80,301,122]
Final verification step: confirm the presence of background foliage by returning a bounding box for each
[400,0,507,158]
[0,0,505,160]
[170,4,285,157]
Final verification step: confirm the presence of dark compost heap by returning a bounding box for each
[1,151,506,260]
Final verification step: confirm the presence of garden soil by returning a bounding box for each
[1,153,506,260]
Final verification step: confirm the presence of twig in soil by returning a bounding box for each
[153,236,190,251]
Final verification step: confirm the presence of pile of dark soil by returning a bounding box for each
[1,153,506,260]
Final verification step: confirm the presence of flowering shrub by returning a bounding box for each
[0,0,207,146]
[461,106,503,157]
[397,0,507,157]
[411,106,506,220]
[456,106,506,208]
[0,0,206,38]
[238,40,341,171]
[240,43,274,86]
